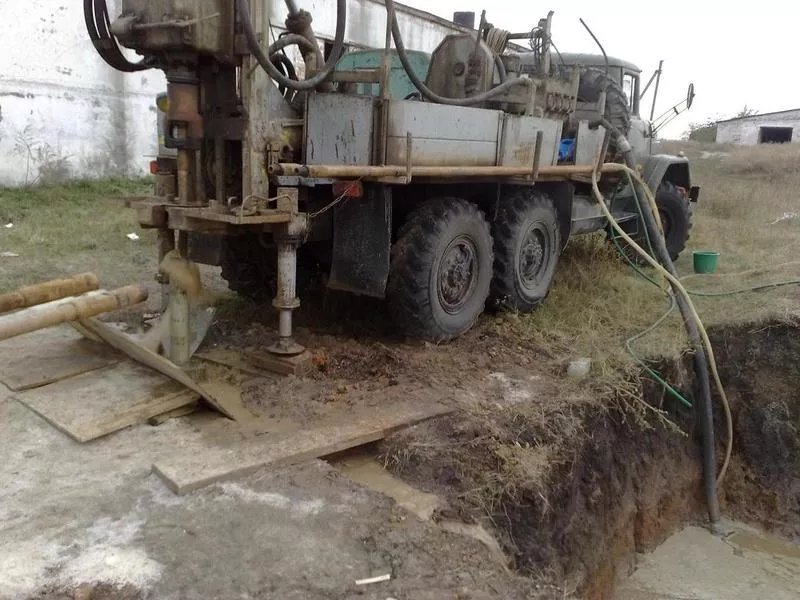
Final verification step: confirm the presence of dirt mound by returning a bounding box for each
[711,324,800,539]
[379,324,800,597]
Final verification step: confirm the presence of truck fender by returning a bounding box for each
[642,154,696,199]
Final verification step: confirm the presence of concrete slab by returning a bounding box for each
[614,523,800,599]
[0,398,529,600]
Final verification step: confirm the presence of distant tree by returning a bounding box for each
[735,105,759,118]
[683,116,720,142]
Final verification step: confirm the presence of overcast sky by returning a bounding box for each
[400,1,788,139]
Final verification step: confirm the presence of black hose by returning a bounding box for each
[494,53,508,83]
[384,0,531,106]
[269,33,317,56]
[596,118,721,529]
[237,0,346,91]
[84,0,149,72]
[272,53,298,99]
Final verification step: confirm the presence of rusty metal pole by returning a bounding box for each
[166,72,202,367]
[268,190,307,356]
[0,273,100,315]
[0,286,148,342]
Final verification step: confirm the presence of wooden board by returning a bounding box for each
[77,318,253,422]
[152,402,452,494]
[0,327,120,391]
[17,361,198,442]
[246,349,314,376]
[196,348,279,378]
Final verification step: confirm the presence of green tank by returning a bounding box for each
[335,49,430,99]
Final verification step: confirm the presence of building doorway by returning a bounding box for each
[758,126,793,144]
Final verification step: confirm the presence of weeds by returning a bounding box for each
[0,178,155,291]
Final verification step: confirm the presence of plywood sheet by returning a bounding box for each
[153,402,452,494]
[0,327,121,391]
[77,318,253,421]
[17,361,196,442]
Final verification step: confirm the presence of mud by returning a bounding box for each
[377,323,800,598]
[49,286,800,600]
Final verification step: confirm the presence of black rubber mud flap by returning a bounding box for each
[328,185,392,298]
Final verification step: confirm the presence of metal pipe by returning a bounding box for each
[169,284,190,365]
[650,60,664,122]
[177,150,194,205]
[0,286,148,342]
[0,273,100,315]
[271,162,626,179]
[268,239,304,356]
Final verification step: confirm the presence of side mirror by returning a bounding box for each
[686,83,695,110]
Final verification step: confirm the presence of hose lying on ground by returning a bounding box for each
[238,0,347,91]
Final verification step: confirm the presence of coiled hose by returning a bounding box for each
[384,0,530,106]
[84,0,150,72]
[237,0,346,91]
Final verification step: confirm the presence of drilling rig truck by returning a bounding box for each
[85,0,699,359]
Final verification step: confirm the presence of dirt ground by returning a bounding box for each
[2,144,800,598]
[0,393,538,600]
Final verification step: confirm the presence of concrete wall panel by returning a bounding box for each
[0,0,463,186]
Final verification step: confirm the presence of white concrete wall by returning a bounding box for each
[716,110,800,145]
[0,1,464,187]
[0,1,167,186]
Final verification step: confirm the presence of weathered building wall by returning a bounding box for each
[0,0,465,186]
[716,110,800,145]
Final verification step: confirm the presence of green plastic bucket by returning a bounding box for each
[693,251,720,274]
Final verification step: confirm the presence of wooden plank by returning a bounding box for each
[147,402,199,426]
[196,348,276,378]
[152,402,452,494]
[16,361,195,442]
[77,318,253,422]
[0,327,121,391]
[246,349,314,376]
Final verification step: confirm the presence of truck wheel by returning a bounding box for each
[219,235,277,301]
[491,189,561,312]
[655,182,692,261]
[612,182,692,263]
[388,198,493,342]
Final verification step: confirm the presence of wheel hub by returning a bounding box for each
[438,235,478,314]
[518,225,547,287]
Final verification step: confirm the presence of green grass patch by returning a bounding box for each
[0,178,158,291]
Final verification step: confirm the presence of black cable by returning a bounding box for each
[237,0,346,91]
[84,0,149,72]
[595,118,722,530]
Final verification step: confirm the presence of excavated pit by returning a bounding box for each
[377,322,800,598]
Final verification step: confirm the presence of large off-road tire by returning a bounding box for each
[219,235,277,301]
[612,182,692,263]
[491,189,561,312]
[655,181,693,261]
[388,198,493,342]
[578,67,631,136]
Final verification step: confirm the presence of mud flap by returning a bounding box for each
[328,185,392,298]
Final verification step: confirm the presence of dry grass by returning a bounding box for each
[0,179,157,293]
[514,141,800,404]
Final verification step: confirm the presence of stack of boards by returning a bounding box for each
[0,275,450,494]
